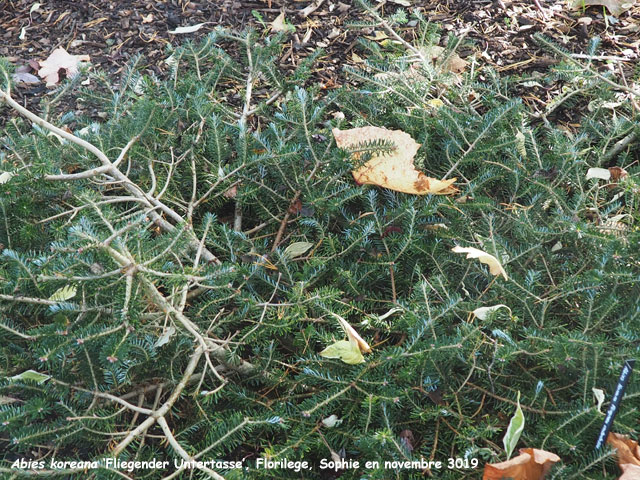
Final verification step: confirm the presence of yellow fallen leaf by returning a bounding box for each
[427,98,445,110]
[332,126,457,195]
[319,340,364,364]
[452,246,508,280]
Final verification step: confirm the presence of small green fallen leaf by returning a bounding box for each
[11,370,50,384]
[503,391,525,460]
[282,241,313,259]
[49,285,77,302]
[473,304,512,320]
[320,340,364,364]
[426,99,444,110]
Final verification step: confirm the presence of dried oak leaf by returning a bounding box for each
[332,126,457,195]
[270,11,292,33]
[569,0,636,17]
[608,433,640,479]
[483,448,560,480]
[38,48,89,87]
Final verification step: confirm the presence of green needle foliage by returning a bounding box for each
[0,11,639,480]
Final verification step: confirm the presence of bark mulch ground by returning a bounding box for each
[1,0,640,120]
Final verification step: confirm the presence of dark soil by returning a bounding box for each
[1,0,640,118]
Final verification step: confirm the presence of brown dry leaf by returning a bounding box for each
[332,126,457,195]
[452,246,509,280]
[608,433,640,479]
[569,0,636,17]
[483,448,561,480]
[609,166,628,182]
[38,48,89,87]
[270,11,292,33]
[223,185,238,199]
[288,197,302,214]
[608,433,640,465]
[423,45,469,74]
[399,429,415,453]
[447,55,469,74]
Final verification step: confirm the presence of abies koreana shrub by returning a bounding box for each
[1,9,639,480]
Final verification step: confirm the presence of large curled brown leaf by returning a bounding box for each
[608,433,640,479]
[483,448,560,480]
[332,126,457,195]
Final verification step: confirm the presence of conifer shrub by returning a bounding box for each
[0,9,639,480]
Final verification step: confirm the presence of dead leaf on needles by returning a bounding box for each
[319,313,371,365]
[332,126,457,195]
[38,48,89,87]
[608,433,640,479]
[452,246,508,280]
[423,45,469,74]
[609,166,628,183]
[483,448,560,480]
[331,312,371,353]
[569,0,636,17]
[620,464,640,480]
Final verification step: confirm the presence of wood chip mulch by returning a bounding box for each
[1,0,639,121]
